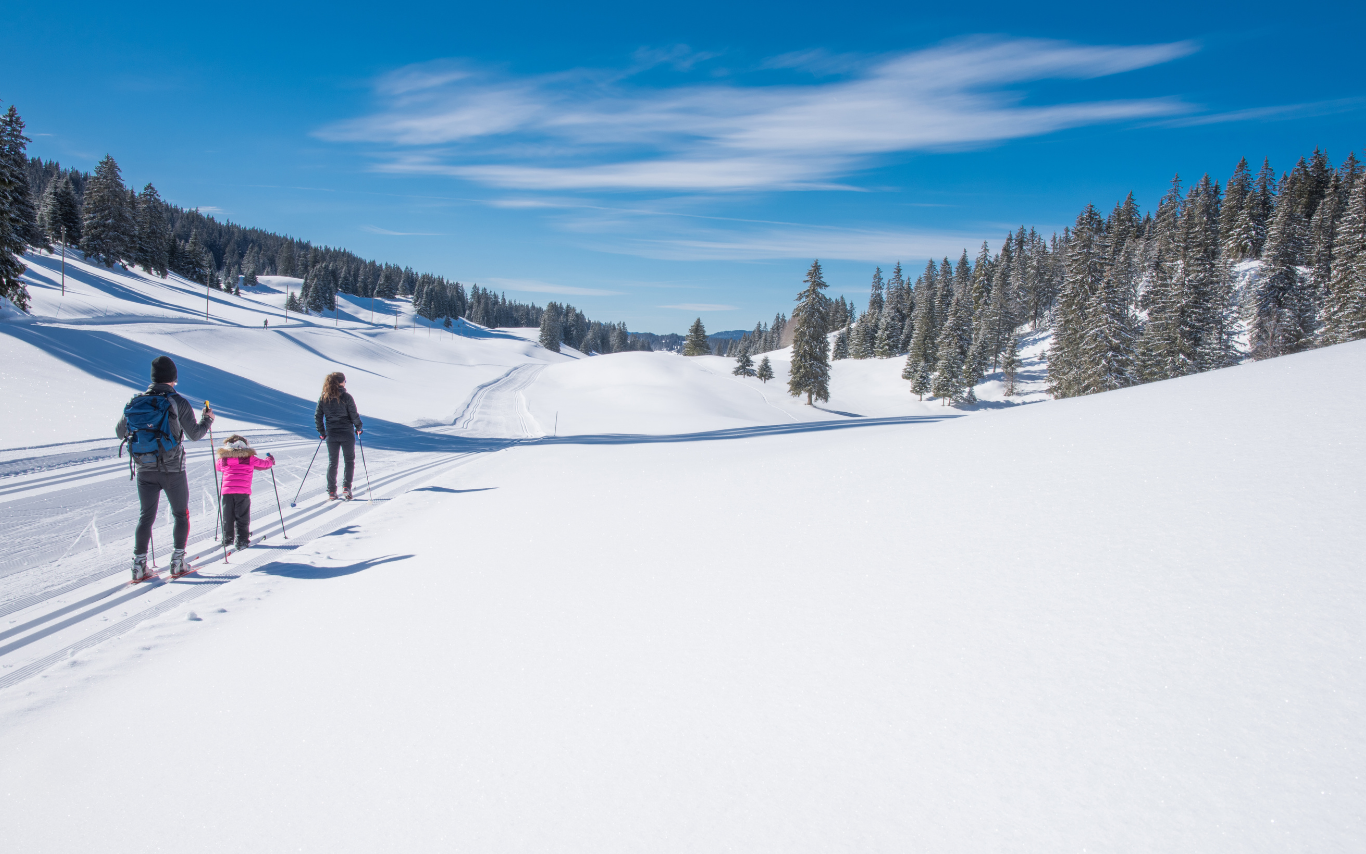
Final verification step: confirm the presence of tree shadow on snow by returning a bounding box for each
[253,554,413,580]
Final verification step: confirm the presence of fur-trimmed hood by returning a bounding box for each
[216,434,258,459]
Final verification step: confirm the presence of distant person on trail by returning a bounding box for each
[215,435,275,551]
[315,372,363,501]
[116,355,213,581]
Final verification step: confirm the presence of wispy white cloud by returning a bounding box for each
[318,36,1198,192]
[195,206,228,215]
[588,222,994,263]
[1149,97,1366,128]
[485,277,624,297]
[361,224,444,235]
[661,303,739,311]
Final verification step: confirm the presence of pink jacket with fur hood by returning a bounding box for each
[215,436,274,495]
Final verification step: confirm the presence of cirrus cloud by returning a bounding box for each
[318,36,1198,193]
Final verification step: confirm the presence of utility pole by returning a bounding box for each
[285,287,289,323]
[205,275,210,321]
[59,226,66,296]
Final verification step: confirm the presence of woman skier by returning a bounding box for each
[215,435,276,551]
[314,372,363,500]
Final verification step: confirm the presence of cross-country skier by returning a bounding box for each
[115,355,214,581]
[314,372,363,501]
[215,435,275,551]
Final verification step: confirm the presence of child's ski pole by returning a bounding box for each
[292,437,324,507]
[269,457,287,539]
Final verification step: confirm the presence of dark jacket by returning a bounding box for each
[316,391,363,438]
[115,383,212,472]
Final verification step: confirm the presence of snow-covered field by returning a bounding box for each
[1,249,1363,851]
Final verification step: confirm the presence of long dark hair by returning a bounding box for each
[321,372,346,402]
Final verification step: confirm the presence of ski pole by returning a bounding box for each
[206,401,223,544]
[357,432,374,503]
[150,532,157,568]
[291,437,324,507]
[269,459,287,539]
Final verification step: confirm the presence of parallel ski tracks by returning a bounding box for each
[0,449,483,692]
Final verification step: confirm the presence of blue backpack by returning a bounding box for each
[120,391,181,475]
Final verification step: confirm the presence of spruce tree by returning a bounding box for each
[756,356,774,383]
[1220,157,1252,259]
[80,155,133,265]
[38,175,81,246]
[1249,187,1313,359]
[732,346,756,376]
[539,302,562,352]
[683,317,709,356]
[0,107,31,308]
[134,184,170,276]
[0,106,41,251]
[1001,335,1020,396]
[788,260,831,404]
[1321,176,1366,345]
[930,291,971,403]
[1049,205,1106,398]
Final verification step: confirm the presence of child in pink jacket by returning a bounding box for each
[215,435,275,551]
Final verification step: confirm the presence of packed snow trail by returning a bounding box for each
[448,363,546,438]
[0,448,483,690]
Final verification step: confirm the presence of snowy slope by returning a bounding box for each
[1,328,1362,852]
[2,250,569,446]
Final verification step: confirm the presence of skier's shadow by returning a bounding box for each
[411,486,497,494]
[253,554,413,580]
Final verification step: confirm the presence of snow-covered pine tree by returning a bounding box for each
[1248,181,1313,359]
[1001,335,1020,396]
[539,302,562,352]
[134,184,170,276]
[0,106,41,252]
[931,290,972,403]
[38,175,81,247]
[81,155,133,266]
[1321,175,1366,345]
[0,107,32,309]
[733,345,756,376]
[788,260,831,404]
[1309,174,1341,298]
[904,264,938,384]
[683,317,709,356]
[1220,157,1252,259]
[1049,204,1106,398]
[756,356,774,383]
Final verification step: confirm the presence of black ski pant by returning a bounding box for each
[221,493,252,544]
[326,435,355,493]
[134,469,190,555]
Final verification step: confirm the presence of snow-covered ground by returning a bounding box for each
[1,249,1363,851]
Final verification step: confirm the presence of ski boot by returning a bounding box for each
[343,487,353,501]
[235,538,250,552]
[169,549,192,578]
[131,554,152,583]
[327,490,338,501]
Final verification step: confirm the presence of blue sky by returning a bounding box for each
[7,0,1364,333]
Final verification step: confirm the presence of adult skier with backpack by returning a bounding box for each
[116,355,214,581]
[314,371,363,500]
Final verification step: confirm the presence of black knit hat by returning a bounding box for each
[151,355,178,384]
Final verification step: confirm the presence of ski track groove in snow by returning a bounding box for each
[449,363,546,438]
[0,450,483,690]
